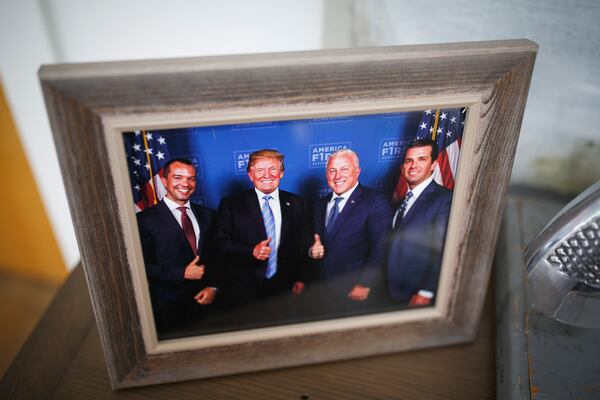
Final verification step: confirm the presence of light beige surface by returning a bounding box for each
[0,273,58,377]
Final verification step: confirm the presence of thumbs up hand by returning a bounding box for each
[184,256,205,280]
[309,234,325,259]
[253,237,272,260]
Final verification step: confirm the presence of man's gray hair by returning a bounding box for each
[327,149,360,168]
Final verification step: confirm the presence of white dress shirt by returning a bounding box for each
[326,182,359,225]
[163,195,200,248]
[254,188,282,251]
[392,175,434,228]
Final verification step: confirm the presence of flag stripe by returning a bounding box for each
[124,131,172,212]
[142,130,157,205]
[446,139,461,180]
[393,108,465,203]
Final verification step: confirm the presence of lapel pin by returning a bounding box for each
[286,202,290,206]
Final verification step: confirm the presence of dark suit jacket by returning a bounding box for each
[214,189,312,304]
[313,185,393,299]
[387,180,452,303]
[137,200,216,325]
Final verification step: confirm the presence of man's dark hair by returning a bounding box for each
[404,139,439,161]
[163,158,195,178]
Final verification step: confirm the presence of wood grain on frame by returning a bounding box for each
[39,40,537,388]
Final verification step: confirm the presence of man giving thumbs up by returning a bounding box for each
[214,150,312,317]
[309,149,393,315]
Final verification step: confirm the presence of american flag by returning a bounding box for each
[393,108,465,202]
[124,130,171,212]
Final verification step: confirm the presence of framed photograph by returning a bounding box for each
[40,39,537,388]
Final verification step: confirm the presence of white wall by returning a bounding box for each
[0,0,324,269]
[330,0,600,193]
[0,0,77,268]
[2,0,598,270]
[44,0,324,61]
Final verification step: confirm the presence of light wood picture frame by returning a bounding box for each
[40,39,537,389]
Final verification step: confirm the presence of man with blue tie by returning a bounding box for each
[214,149,312,321]
[309,149,393,315]
[387,139,453,306]
[137,158,217,331]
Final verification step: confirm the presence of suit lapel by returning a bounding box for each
[244,190,267,239]
[327,185,362,240]
[400,181,436,226]
[190,204,208,257]
[158,200,193,251]
[279,191,292,244]
[318,193,331,236]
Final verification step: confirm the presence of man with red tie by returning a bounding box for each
[137,158,217,331]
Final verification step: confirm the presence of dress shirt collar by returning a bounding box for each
[408,175,434,201]
[254,187,280,202]
[163,195,191,211]
[330,182,359,202]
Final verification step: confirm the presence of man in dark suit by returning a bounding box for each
[137,158,217,331]
[214,149,312,323]
[387,139,452,305]
[309,149,393,314]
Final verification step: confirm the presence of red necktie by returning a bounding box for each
[177,206,197,254]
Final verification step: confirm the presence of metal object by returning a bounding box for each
[525,180,600,328]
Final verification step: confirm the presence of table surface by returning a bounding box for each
[495,189,600,400]
[16,189,598,400]
[2,190,518,400]
[0,263,497,400]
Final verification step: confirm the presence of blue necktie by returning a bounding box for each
[261,195,277,279]
[393,191,413,229]
[326,197,343,235]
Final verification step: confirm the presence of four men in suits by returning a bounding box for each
[138,140,453,330]
[137,158,218,330]
[213,149,312,321]
[309,149,393,314]
[387,139,452,305]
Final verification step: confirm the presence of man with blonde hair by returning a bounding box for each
[215,149,312,321]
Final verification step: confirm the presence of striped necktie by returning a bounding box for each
[393,191,413,229]
[261,195,277,279]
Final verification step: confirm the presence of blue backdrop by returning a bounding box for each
[127,111,423,210]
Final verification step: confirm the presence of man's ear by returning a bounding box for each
[430,160,438,173]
